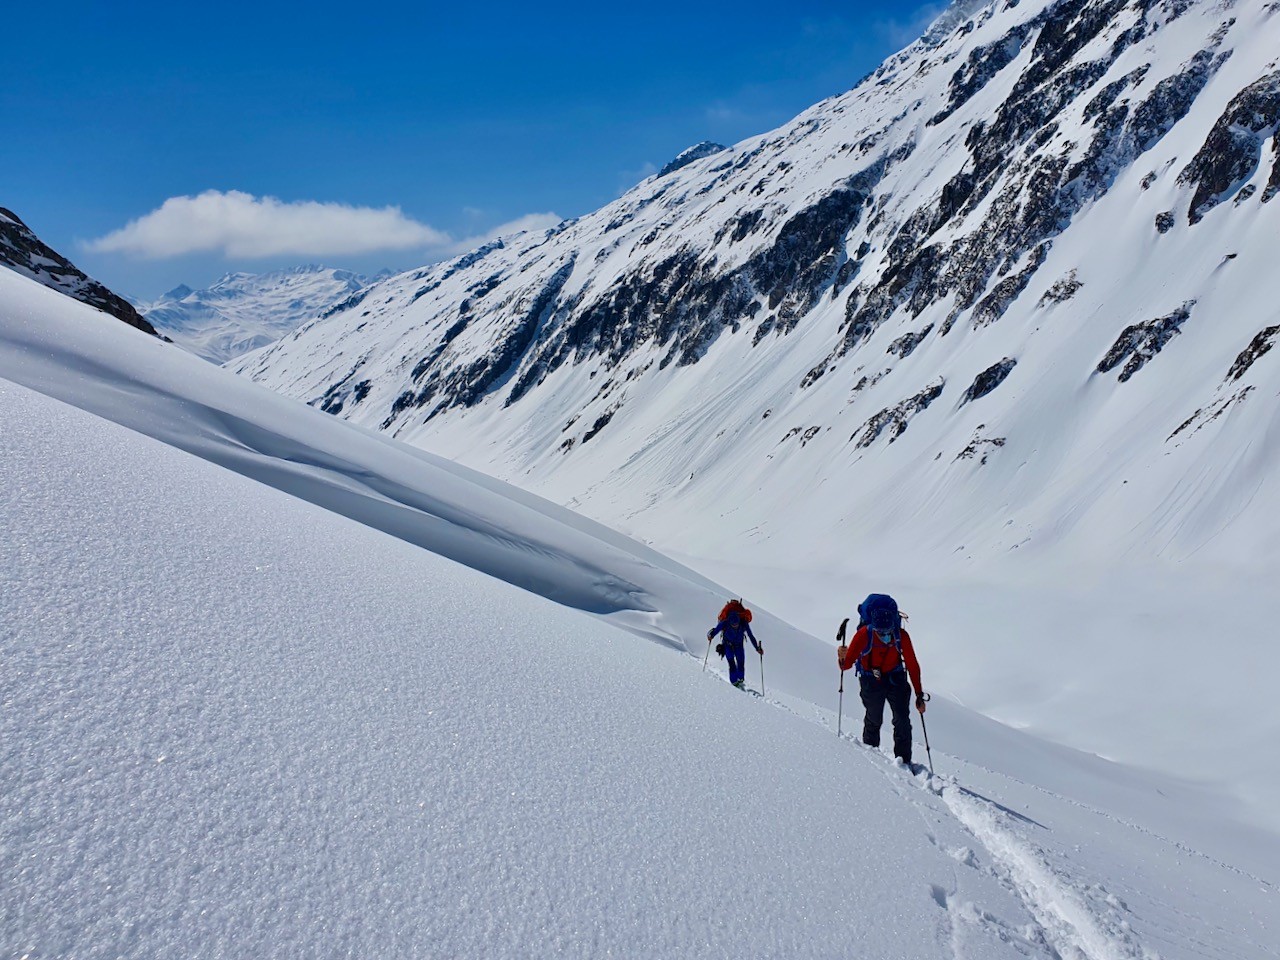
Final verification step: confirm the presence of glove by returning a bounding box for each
[756,642,764,656]
[837,644,848,667]
[707,629,715,642]
[715,643,725,658]
[915,694,927,714]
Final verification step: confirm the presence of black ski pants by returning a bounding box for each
[860,670,913,763]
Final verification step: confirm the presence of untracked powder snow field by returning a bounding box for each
[2,252,1279,958]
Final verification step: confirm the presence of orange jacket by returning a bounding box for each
[839,625,922,694]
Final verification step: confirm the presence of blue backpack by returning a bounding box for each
[858,593,902,637]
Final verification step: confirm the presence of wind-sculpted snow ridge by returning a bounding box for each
[0,267,834,697]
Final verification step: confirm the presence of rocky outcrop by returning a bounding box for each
[1226,324,1280,381]
[502,170,882,409]
[1097,301,1194,381]
[1179,71,1280,223]
[887,325,934,359]
[970,247,1049,329]
[0,207,158,337]
[962,359,1017,405]
[1037,270,1083,307]
[659,142,729,178]
[854,380,945,447]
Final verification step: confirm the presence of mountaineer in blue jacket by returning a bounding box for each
[708,599,762,690]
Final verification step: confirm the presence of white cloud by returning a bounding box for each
[88,190,451,259]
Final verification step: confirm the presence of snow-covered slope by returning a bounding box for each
[0,206,158,336]
[139,265,376,363]
[4,252,1278,959]
[233,0,1280,825]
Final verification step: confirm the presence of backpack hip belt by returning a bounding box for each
[862,663,906,680]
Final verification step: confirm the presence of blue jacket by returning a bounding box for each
[710,618,760,653]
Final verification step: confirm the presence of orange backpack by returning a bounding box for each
[718,599,753,623]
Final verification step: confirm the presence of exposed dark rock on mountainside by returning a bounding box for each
[956,428,1007,463]
[235,0,1280,555]
[1097,301,1195,381]
[258,2,1254,425]
[962,359,1018,405]
[0,208,159,336]
[1037,271,1083,306]
[854,380,946,447]
[1226,324,1280,381]
[659,142,729,177]
[1179,71,1280,222]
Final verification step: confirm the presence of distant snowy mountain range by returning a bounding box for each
[231,0,1280,816]
[138,266,387,363]
[0,212,383,363]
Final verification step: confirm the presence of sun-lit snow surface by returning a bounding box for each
[232,0,1280,831]
[4,268,1280,957]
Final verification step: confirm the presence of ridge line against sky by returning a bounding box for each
[2,1,954,299]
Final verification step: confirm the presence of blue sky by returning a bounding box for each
[3,1,946,299]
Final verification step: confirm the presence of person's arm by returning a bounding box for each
[747,623,761,654]
[707,621,724,641]
[901,631,925,706]
[838,626,866,671]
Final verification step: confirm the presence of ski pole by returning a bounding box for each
[758,647,765,697]
[835,618,849,737]
[838,671,845,738]
[702,633,713,672]
[917,693,934,774]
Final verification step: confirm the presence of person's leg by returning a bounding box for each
[727,643,745,686]
[887,673,914,763]
[860,675,886,746]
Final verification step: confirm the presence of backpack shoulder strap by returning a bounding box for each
[857,626,904,675]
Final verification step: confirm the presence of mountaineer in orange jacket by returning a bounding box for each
[837,593,926,768]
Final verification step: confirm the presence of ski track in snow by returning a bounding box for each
[937,752,1276,893]
[706,664,1161,960]
[938,785,1155,960]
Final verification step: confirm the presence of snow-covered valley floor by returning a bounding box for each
[3,269,1278,957]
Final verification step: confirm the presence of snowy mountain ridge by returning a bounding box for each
[235,0,1280,564]
[0,206,158,337]
[140,265,378,363]
[233,0,1280,823]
